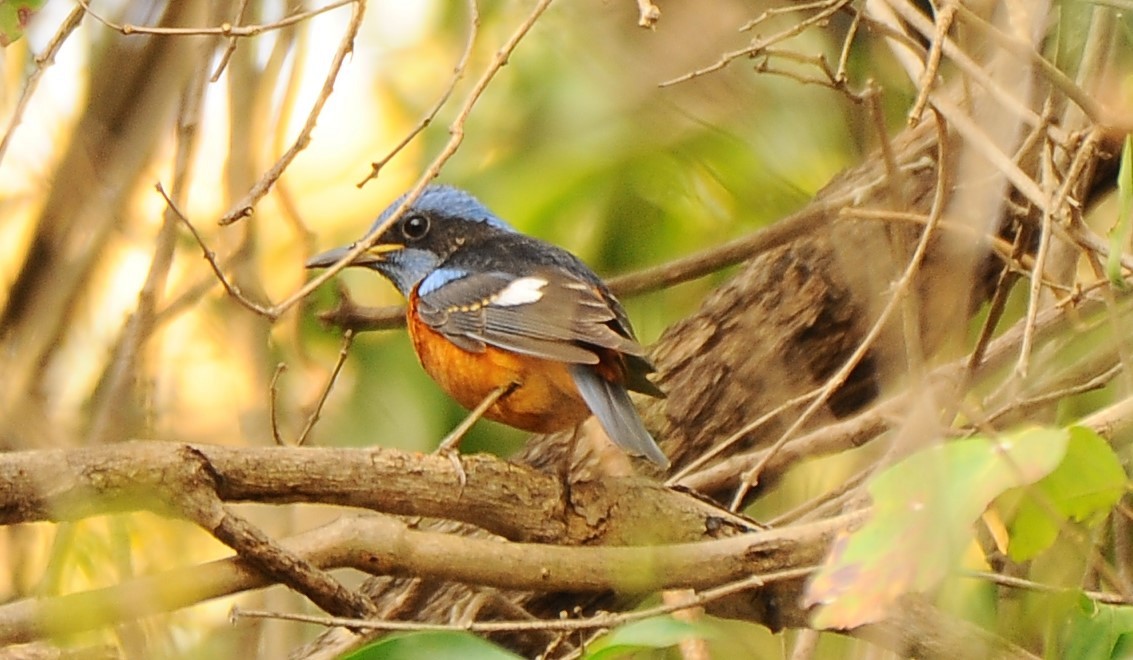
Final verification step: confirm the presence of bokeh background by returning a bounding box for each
[0,0,946,656]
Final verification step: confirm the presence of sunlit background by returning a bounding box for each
[0,0,893,654]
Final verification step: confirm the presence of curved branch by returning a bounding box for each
[0,512,850,645]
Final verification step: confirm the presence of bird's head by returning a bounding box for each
[305,185,513,296]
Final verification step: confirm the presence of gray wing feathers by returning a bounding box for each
[417,270,643,363]
[569,364,669,468]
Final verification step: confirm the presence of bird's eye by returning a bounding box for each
[401,214,430,240]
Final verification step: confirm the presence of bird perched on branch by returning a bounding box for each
[306,185,669,468]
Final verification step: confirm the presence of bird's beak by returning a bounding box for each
[305,243,403,269]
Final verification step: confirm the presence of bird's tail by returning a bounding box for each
[569,365,670,468]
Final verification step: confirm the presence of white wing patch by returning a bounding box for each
[491,276,548,307]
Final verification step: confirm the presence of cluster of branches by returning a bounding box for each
[0,0,1130,659]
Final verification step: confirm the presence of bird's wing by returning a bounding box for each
[413,269,645,365]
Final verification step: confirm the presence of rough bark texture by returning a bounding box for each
[646,123,941,476]
[0,443,752,547]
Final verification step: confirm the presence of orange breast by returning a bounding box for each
[405,303,592,434]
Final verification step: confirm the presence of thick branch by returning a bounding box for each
[0,442,749,545]
[160,446,377,620]
[0,512,852,645]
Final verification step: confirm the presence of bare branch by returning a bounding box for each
[235,569,809,634]
[209,0,253,81]
[296,330,355,447]
[156,182,276,318]
[77,0,354,38]
[160,446,378,619]
[661,0,851,87]
[0,4,85,168]
[220,0,367,224]
[0,510,840,645]
[729,112,951,509]
[0,442,753,546]
[356,0,480,186]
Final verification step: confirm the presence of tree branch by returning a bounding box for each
[0,512,852,645]
[0,442,752,546]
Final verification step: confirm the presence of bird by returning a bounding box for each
[306,185,669,468]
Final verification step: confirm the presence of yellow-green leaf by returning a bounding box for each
[805,427,1070,629]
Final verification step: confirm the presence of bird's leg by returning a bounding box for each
[435,381,519,488]
[559,423,582,499]
[436,381,517,453]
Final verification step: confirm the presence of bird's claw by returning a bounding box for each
[435,431,468,491]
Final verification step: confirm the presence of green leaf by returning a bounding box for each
[1059,593,1133,660]
[805,427,1070,629]
[1107,134,1133,289]
[1008,426,1127,561]
[585,616,714,660]
[343,631,523,660]
[0,0,42,46]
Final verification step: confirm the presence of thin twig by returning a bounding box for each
[210,0,253,81]
[662,0,851,87]
[965,225,1030,375]
[1117,502,1133,593]
[233,566,817,634]
[741,0,847,32]
[750,49,867,101]
[963,570,1132,605]
[357,0,480,187]
[865,82,905,203]
[0,5,85,168]
[838,209,1028,268]
[961,99,1057,376]
[77,0,353,37]
[437,382,517,488]
[1016,127,1110,379]
[666,390,818,486]
[728,113,952,510]
[156,183,275,317]
[1016,140,1058,379]
[152,247,247,325]
[987,363,1125,425]
[269,363,288,446]
[950,2,1127,130]
[833,6,861,83]
[907,0,956,125]
[789,630,822,660]
[879,0,1068,145]
[767,467,871,527]
[296,330,355,446]
[437,383,514,455]
[220,0,367,224]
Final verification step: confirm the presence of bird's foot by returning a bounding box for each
[434,431,469,490]
[433,381,519,491]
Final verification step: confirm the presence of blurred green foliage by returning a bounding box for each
[19,0,1127,656]
[806,427,1071,629]
[345,630,523,660]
